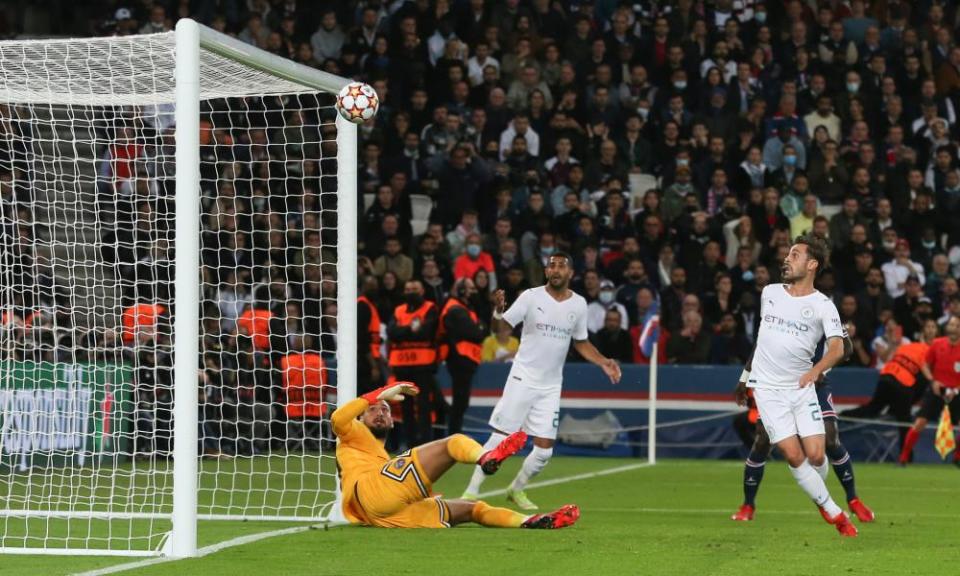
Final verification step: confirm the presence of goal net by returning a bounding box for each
[0,20,357,557]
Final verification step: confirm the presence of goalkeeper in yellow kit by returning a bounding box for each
[333,381,579,529]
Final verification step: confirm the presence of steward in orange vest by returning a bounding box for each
[387,280,439,447]
[439,279,485,434]
[281,352,328,419]
[358,276,384,395]
[121,303,167,344]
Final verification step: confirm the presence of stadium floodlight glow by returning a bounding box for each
[0,19,357,557]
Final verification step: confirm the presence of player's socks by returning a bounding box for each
[510,446,553,492]
[826,444,858,502]
[789,460,842,518]
[471,500,527,528]
[899,428,920,464]
[463,432,508,496]
[446,433,484,464]
[742,450,767,507]
[811,457,829,481]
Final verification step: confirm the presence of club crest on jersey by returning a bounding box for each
[567,312,577,325]
[801,307,814,319]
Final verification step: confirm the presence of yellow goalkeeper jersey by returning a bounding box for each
[331,398,390,523]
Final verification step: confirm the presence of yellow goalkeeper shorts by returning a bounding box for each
[354,448,444,526]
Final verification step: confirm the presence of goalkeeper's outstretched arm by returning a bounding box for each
[330,382,421,438]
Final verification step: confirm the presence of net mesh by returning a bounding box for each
[0,31,342,554]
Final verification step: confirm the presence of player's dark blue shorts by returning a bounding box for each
[816,383,837,420]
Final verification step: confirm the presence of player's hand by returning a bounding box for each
[944,387,957,403]
[493,289,506,314]
[362,382,420,404]
[799,369,821,388]
[735,380,748,407]
[601,358,621,384]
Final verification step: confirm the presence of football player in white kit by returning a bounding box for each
[735,235,858,537]
[461,252,622,509]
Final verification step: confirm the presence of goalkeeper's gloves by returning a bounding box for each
[361,381,420,404]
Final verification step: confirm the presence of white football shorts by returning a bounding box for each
[488,373,561,440]
[753,386,825,444]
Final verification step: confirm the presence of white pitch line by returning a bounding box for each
[477,461,655,499]
[70,524,320,576]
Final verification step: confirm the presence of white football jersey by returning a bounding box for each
[502,286,588,387]
[748,284,845,389]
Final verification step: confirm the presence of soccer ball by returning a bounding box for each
[336,82,379,123]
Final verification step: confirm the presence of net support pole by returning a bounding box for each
[329,112,358,526]
[335,114,358,408]
[647,342,657,465]
[169,17,201,558]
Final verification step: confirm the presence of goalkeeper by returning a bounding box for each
[332,382,579,529]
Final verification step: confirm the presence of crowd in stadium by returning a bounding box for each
[2,0,960,455]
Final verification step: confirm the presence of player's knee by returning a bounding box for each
[753,434,771,457]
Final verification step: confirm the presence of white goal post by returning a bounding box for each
[0,19,357,558]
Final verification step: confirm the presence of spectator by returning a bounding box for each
[453,233,496,289]
[481,320,519,363]
[666,309,711,364]
[587,280,629,334]
[709,312,751,364]
[882,239,926,298]
[590,309,634,363]
[372,237,414,284]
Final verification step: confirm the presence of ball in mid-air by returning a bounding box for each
[336,82,379,123]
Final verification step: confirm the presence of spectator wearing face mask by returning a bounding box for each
[453,233,497,290]
[587,280,629,334]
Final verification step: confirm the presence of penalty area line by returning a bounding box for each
[71,524,321,576]
[477,461,655,499]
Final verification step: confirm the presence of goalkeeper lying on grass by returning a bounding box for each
[332,381,579,529]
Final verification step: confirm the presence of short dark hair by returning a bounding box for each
[549,251,573,266]
[794,234,829,275]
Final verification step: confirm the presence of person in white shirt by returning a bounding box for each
[498,114,540,161]
[735,235,859,536]
[587,280,629,333]
[881,239,925,298]
[461,253,621,509]
[467,41,500,87]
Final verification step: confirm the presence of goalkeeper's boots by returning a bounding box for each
[819,507,859,537]
[730,504,755,521]
[521,504,580,529]
[506,489,538,511]
[848,497,875,523]
[478,431,528,475]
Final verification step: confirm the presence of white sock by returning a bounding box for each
[789,460,842,517]
[511,446,553,491]
[464,432,507,494]
[811,458,829,481]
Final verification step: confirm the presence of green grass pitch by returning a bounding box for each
[1,456,957,576]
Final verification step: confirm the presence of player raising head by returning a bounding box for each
[734,235,859,537]
[332,381,579,529]
[461,251,621,510]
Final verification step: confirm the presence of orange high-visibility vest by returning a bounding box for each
[358,295,382,359]
[437,298,482,364]
[881,342,930,387]
[237,308,273,351]
[281,352,328,418]
[121,303,166,343]
[388,301,437,367]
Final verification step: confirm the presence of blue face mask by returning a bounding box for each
[677,158,690,167]
[784,155,797,166]
[755,11,767,23]
[673,81,687,90]
[466,244,481,258]
[742,270,755,282]
[846,82,860,93]
[541,246,556,257]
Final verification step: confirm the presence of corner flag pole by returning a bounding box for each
[648,341,657,465]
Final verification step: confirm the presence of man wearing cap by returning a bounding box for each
[881,238,925,298]
[586,279,629,333]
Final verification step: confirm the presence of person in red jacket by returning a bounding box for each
[899,316,960,465]
[453,233,496,287]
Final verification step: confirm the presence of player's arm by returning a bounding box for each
[921,345,944,396]
[491,288,526,332]
[330,382,420,438]
[572,339,622,384]
[734,346,756,407]
[800,336,844,387]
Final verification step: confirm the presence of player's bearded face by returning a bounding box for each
[361,402,393,439]
[546,257,572,288]
[781,248,810,283]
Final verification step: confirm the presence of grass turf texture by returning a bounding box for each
[0,457,956,576]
